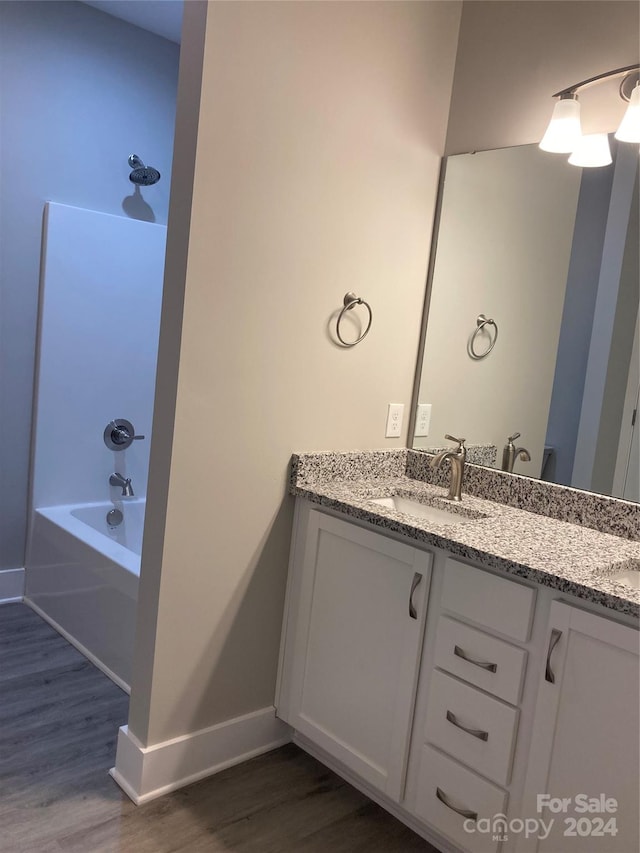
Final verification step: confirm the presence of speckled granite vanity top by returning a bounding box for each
[290,450,640,619]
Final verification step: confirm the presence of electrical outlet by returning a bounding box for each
[385,403,404,438]
[415,403,432,437]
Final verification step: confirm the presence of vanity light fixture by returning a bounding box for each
[615,81,640,142]
[568,133,613,168]
[539,94,582,153]
[540,64,640,165]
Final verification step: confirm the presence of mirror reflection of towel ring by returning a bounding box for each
[336,292,373,347]
[468,314,498,360]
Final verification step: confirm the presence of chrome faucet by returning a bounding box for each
[430,434,467,501]
[109,472,134,497]
[501,432,531,473]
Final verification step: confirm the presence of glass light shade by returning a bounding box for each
[615,84,640,143]
[568,133,612,167]
[539,97,582,153]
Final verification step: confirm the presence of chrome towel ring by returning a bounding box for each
[336,292,372,347]
[468,313,498,360]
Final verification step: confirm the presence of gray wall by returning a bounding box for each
[129,0,462,746]
[595,169,639,492]
[126,0,640,755]
[0,1,179,570]
[545,164,615,485]
[573,146,640,492]
[446,1,640,154]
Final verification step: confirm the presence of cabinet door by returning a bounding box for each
[518,601,639,853]
[282,510,431,801]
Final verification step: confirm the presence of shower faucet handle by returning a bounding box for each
[111,422,130,444]
[110,421,145,443]
[103,419,145,451]
[111,421,145,442]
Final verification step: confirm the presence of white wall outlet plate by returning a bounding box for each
[385,403,404,438]
[415,403,432,437]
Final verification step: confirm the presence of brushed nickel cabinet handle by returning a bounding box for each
[545,628,563,683]
[446,709,489,741]
[409,572,422,620]
[453,644,498,673]
[436,787,478,821]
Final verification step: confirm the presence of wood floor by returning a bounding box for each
[0,603,438,852]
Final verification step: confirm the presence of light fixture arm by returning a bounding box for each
[553,64,640,100]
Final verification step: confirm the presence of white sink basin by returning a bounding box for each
[369,495,478,525]
[613,571,640,590]
[608,559,640,590]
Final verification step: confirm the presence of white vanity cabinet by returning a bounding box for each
[277,506,432,801]
[409,558,536,853]
[277,502,639,853]
[517,601,639,853]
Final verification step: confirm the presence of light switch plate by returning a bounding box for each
[415,403,432,437]
[385,403,404,438]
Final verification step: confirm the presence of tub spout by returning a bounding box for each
[109,472,134,497]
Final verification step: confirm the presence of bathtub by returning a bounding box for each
[24,500,144,692]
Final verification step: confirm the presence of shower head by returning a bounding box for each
[128,154,161,186]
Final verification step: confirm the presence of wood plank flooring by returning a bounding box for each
[1,604,438,852]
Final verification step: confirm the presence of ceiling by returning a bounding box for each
[81,1,183,44]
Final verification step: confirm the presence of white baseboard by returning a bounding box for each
[0,568,25,604]
[110,706,292,804]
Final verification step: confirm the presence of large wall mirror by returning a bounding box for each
[413,138,639,503]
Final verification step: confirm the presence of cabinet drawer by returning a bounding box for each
[415,744,507,853]
[434,617,527,705]
[441,558,535,641]
[424,670,519,786]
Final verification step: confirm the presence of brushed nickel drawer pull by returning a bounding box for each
[453,644,498,673]
[446,709,489,741]
[436,786,478,821]
[409,572,422,620]
[545,628,563,683]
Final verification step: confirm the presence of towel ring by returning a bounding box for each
[468,314,498,360]
[336,292,372,347]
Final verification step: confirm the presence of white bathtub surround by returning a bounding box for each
[25,502,143,691]
[30,203,166,511]
[0,568,25,603]
[24,202,166,688]
[111,708,291,804]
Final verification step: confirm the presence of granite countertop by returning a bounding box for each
[290,451,640,619]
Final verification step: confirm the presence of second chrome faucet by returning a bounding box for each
[502,432,531,473]
[430,435,467,501]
